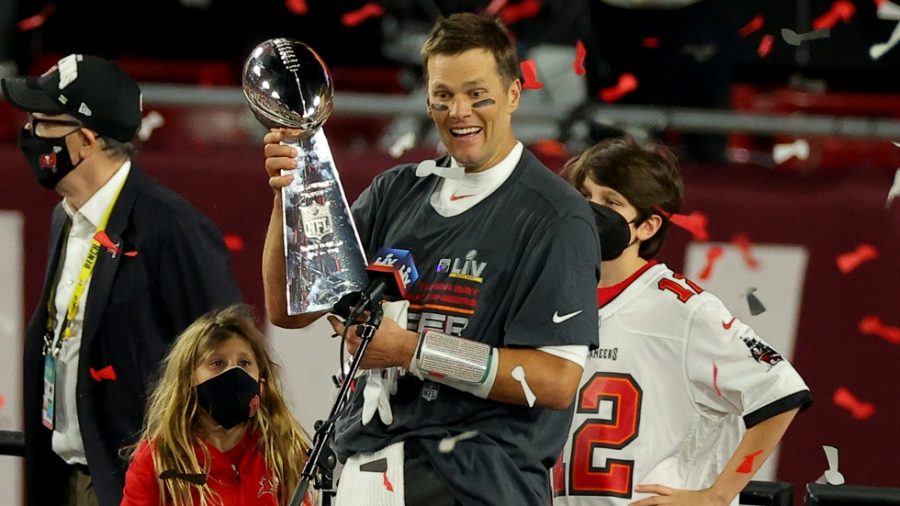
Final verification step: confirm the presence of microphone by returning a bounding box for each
[335,248,419,320]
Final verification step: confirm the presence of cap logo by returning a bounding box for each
[57,54,80,90]
[78,103,92,116]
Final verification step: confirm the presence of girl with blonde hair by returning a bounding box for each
[122,304,313,506]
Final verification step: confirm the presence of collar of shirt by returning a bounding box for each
[62,160,131,235]
[430,142,523,217]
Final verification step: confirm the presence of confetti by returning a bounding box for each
[681,43,717,63]
[484,0,508,15]
[89,365,117,382]
[285,0,308,15]
[388,131,416,158]
[773,138,810,163]
[573,40,587,76]
[223,234,245,252]
[758,35,774,58]
[742,287,766,316]
[781,28,831,46]
[712,362,722,396]
[878,0,900,19]
[641,37,660,48]
[0,394,5,412]
[138,111,165,141]
[17,4,56,31]
[341,3,385,28]
[732,233,760,269]
[498,0,541,25]
[656,207,710,241]
[520,59,544,90]
[698,246,724,281]
[812,0,856,30]
[438,430,479,453]
[383,471,394,492]
[886,169,900,208]
[833,386,875,420]
[871,21,900,59]
[858,315,900,344]
[93,231,138,258]
[736,449,764,473]
[511,366,536,407]
[599,73,638,102]
[739,15,765,37]
[836,244,879,273]
[819,445,846,485]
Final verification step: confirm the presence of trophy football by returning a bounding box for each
[242,39,368,314]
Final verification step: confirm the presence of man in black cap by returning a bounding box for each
[2,54,243,506]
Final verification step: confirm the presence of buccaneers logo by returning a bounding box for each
[39,153,57,170]
[741,336,784,367]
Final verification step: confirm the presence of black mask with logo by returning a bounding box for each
[589,202,634,261]
[195,367,261,429]
[18,127,84,190]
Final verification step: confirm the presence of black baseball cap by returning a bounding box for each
[1,54,142,142]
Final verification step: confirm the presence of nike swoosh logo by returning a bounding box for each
[450,193,475,201]
[723,317,736,330]
[553,310,583,324]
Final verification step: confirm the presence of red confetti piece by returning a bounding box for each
[698,246,724,281]
[533,139,567,158]
[223,234,245,252]
[498,0,542,25]
[599,73,638,102]
[757,34,774,58]
[737,450,764,473]
[93,231,138,258]
[573,40,587,76]
[0,394,5,412]
[859,315,900,344]
[383,471,394,492]
[89,365,117,382]
[656,207,710,241]
[812,0,856,30]
[733,233,760,269]
[285,0,308,15]
[875,0,887,7]
[739,15,765,38]
[833,386,875,420]
[712,362,722,396]
[17,4,56,32]
[641,37,660,48]
[341,2,385,28]
[836,243,879,273]
[520,59,544,90]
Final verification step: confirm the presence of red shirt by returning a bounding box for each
[597,260,657,308]
[121,430,311,506]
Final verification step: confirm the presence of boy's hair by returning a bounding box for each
[420,13,520,87]
[565,136,684,259]
[129,304,311,506]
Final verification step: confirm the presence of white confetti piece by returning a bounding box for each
[511,366,536,407]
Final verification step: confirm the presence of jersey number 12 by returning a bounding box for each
[553,373,643,497]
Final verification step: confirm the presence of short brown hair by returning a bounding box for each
[420,13,520,87]
[565,136,684,259]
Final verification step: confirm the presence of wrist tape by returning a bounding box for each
[408,330,498,399]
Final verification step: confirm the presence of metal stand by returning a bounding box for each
[289,304,385,506]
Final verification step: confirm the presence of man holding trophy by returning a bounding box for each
[257,13,601,505]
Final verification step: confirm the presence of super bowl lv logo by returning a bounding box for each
[374,251,414,288]
[438,249,487,283]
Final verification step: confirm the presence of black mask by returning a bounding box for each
[590,202,632,261]
[195,367,261,429]
[18,127,84,190]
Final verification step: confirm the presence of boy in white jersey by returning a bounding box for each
[552,137,811,506]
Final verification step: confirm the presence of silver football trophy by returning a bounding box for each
[242,39,368,314]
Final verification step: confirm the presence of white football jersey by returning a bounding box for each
[552,263,810,505]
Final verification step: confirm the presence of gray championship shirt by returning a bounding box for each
[334,149,602,505]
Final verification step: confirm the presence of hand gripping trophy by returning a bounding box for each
[243,39,368,314]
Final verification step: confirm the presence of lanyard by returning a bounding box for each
[43,178,127,357]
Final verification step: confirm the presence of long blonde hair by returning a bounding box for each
[133,304,311,506]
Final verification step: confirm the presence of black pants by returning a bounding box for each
[404,440,462,506]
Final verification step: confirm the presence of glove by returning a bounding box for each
[361,300,409,425]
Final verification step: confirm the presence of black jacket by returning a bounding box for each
[22,165,242,506]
